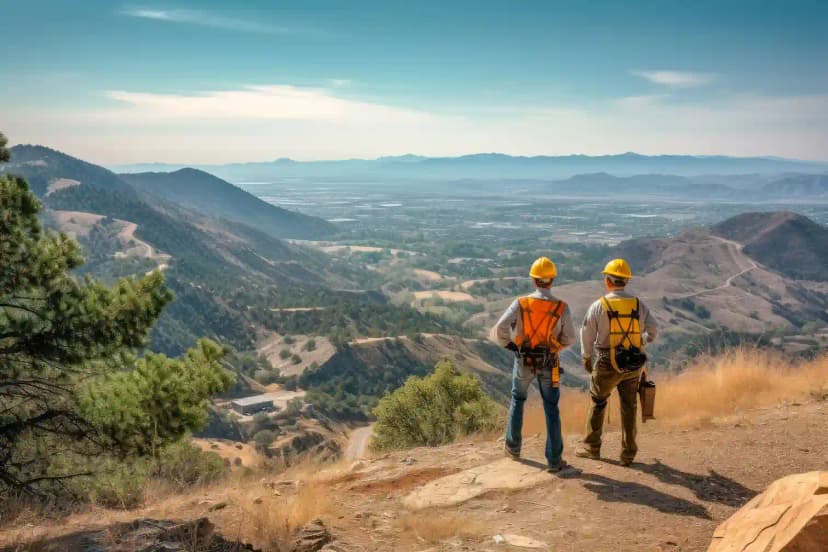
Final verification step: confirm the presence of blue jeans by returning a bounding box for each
[505,359,563,467]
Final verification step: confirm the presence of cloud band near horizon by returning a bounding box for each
[4,82,827,163]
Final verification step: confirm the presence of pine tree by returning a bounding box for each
[0,145,233,494]
[0,132,9,162]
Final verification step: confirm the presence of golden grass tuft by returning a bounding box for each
[523,348,828,436]
[395,511,485,543]
[230,459,345,548]
[239,481,331,547]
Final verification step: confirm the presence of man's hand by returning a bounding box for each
[505,342,519,352]
[582,357,593,373]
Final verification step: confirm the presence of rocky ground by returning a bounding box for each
[3,395,826,551]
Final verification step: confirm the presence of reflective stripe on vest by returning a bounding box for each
[516,297,565,351]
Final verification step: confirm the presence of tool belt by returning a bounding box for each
[598,347,647,372]
[519,346,559,374]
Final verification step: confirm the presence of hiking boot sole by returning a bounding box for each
[574,449,600,460]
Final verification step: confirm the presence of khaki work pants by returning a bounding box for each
[583,357,641,463]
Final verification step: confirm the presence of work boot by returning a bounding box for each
[504,445,520,461]
[547,460,568,473]
[575,447,600,460]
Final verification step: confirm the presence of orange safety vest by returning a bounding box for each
[516,297,566,385]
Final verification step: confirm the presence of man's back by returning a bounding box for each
[492,288,575,351]
[580,289,658,354]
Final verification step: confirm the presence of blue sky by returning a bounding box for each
[2,0,827,163]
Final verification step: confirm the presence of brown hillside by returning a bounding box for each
[712,211,828,281]
[474,229,828,373]
[302,334,517,403]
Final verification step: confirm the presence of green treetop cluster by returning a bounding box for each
[0,133,233,495]
[371,360,500,451]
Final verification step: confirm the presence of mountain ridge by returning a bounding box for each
[712,211,828,281]
[109,151,828,181]
[120,168,335,239]
[1,145,338,357]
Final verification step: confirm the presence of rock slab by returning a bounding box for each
[708,471,828,552]
[292,518,334,552]
[403,457,552,510]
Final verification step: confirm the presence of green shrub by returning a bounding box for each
[152,440,227,489]
[304,338,317,352]
[74,440,228,508]
[254,368,281,385]
[279,348,292,360]
[371,360,499,451]
[291,353,302,365]
[82,458,149,509]
[253,429,278,449]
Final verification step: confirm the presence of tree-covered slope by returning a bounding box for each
[121,168,335,239]
[2,145,330,355]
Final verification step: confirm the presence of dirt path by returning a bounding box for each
[118,222,154,258]
[345,425,374,460]
[321,398,828,551]
[668,236,758,300]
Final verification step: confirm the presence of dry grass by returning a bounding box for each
[238,481,331,548]
[412,290,474,302]
[523,349,828,436]
[0,458,341,550]
[395,512,484,543]
[224,458,348,549]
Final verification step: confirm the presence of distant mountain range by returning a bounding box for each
[111,152,828,181]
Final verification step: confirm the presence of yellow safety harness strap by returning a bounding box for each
[602,296,641,373]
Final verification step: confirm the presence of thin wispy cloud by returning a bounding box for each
[631,70,716,88]
[119,6,299,34]
[614,94,672,107]
[103,84,430,123]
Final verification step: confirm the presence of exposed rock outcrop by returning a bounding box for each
[708,471,828,552]
[292,519,333,552]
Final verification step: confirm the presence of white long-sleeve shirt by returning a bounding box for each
[580,290,658,359]
[491,288,576,350]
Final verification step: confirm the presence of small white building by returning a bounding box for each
[230,395,275,415]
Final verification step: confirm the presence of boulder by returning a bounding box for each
[292,519,333,552]
[708,471,828,552]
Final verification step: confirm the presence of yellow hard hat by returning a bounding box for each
[602,258,632,280]
[529,257,557,280]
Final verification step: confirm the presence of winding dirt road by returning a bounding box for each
[661,236,758,301]
[345,425,374,460]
